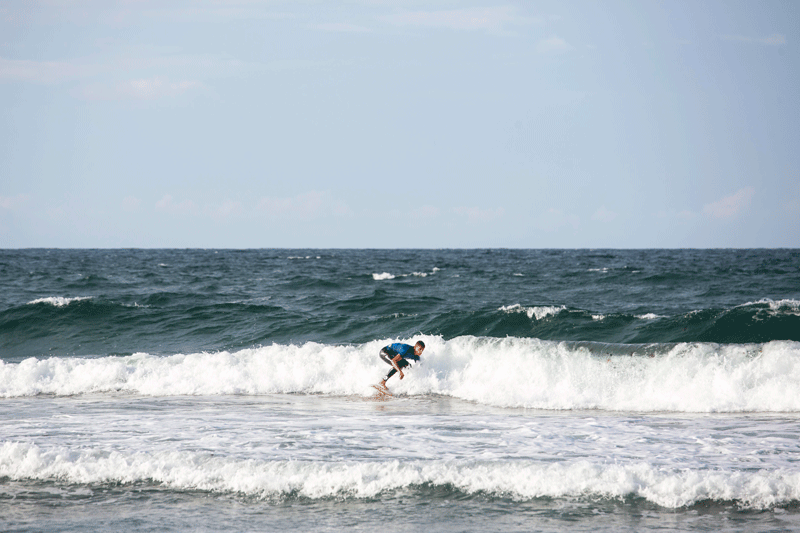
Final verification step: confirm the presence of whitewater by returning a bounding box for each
[1,248,799,532]
[2,337,800,412]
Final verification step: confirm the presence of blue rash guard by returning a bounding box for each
[384,343,420,362]
[379,343,419,382]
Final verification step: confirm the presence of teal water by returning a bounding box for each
[2,249,798,359]
[1,249,799,532]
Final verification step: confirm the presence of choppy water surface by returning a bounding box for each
[1,249,799,532]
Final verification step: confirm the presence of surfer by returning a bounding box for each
[378,341,425,389]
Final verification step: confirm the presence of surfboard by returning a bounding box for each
[371,384,393,397]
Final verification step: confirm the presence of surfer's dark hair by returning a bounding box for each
[416,340,425,349]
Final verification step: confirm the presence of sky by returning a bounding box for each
[0,0,798,248]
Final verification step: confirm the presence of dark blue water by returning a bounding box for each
[1,249,798,360]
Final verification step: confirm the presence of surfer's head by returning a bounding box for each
[414,340,425,356]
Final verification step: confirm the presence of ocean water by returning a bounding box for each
[1,248,799,532]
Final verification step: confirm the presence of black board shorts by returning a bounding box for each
[380,348,410,379]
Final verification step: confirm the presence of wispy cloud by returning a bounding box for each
[80,77,203,100]
[412,205,440,219]
[307,22,373,33]
[156,194,197,215]
[139,5,297,24]
[383,6,538,32]
[538,207,579,232]
[1,52,251,88]
[0,194,30,210]
[1,1,297,26]
[702,186,755,220]
[452,206,505,222]
[257,191,351,220]
[720,34,787,46]
[591,205,617,222]
[536,36,572,54]
[0,56,100,84]
[148,192,354,220]
[213,199,243,220]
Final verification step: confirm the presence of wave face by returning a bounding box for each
[2,336,799,412]
[1,249,798,360]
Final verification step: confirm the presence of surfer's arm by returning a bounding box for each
[391,354,405,379]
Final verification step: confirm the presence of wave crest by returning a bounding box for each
[26,296,92,307]
[1,441,797,508]
[2,337,799,412]
[499,304,567,320]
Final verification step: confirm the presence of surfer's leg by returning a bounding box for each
[380,350,410,384]
[379,349,395,366]
[380,349,398,382]
[383,358,408,383]
[378,349,393,385]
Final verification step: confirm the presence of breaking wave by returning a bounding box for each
[1,441,797,509]
[2,336,799,412]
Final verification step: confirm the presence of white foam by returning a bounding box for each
[372,268,439,281]
[499,304,566,320]
[636,313,663,320]
[3,337,799,413]
[740,298,800,316]
[26,296,92,307]
[1,441,796,508]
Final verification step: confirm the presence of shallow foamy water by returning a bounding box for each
[2,393,800,532]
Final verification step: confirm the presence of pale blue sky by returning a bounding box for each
[1,0,797,248]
